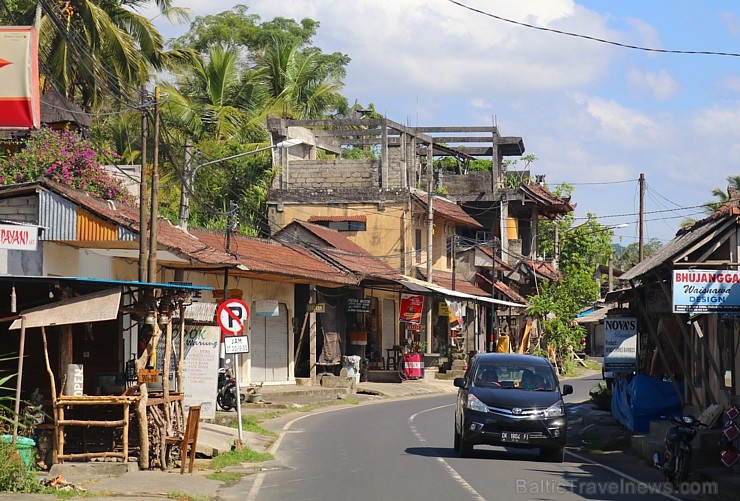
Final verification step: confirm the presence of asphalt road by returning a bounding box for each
[221,373,716,501]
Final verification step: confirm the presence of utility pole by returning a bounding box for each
[179,139,193,231]
[639,172,645,262]
[138,86,148,283]
[451,235,457,290]
[147,87,160,284]
[425,140,434,354]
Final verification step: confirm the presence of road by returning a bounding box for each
[221,373,714,501]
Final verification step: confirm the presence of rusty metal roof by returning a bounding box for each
[274,220,403,280]
[191,228,356,286]
[413,193,483,228]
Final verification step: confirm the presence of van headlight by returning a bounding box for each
[543,401,564,417]
[466,394,488,412]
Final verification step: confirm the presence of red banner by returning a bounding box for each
[0,27,40,129]
[400,293,424,324]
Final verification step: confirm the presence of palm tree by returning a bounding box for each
[29,0,190,110]
[704,175,740,212]
[255,38,347,119]
[160,45,268,142]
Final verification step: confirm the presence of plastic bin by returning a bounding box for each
[1,435,36,469]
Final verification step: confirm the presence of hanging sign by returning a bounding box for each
[400,293,424,324]
[672,269,740,313]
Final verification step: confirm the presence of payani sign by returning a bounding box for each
[672,269,740,313]
[0,224,37,251]
[0,27,40,129]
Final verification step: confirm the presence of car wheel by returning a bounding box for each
[459,436,474,458]
[540,446,564,463]
[454,427,461,451]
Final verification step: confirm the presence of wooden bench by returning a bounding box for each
[165,405,201,474]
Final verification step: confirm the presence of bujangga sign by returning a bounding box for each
[672,269,740,313]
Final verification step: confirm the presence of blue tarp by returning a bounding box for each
[611,374,684,432]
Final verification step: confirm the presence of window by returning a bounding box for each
[309,217,367,232]
[415,229,422,263]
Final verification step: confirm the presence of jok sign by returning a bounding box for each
[217,299,250,335]
[604,317,638,372]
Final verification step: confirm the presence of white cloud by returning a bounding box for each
[627,68,680,100]
[572,93,664,147]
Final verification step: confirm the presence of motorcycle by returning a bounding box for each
[653,414,706,489]
[217,368,244,411]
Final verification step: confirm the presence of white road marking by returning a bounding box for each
[409,404,486,501]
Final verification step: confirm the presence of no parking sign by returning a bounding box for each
[217,299,250,335]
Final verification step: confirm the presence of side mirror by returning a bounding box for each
[453,377,466,388]
[562,384,573,396]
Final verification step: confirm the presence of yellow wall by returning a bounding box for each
[270,203,409,273]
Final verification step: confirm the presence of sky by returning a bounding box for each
[143,0,740,247]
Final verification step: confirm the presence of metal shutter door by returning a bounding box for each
[250,303,288,383]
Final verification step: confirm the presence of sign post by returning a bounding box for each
[217,299,250,441]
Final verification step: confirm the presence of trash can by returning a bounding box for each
[1,435,36,470]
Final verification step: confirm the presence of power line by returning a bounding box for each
[448,0,740,57]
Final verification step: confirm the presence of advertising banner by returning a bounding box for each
[0,27,40,129]
[400,293,424,324]
[604,317,638,372]
[672,269,740,313]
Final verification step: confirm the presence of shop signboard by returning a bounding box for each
[672,269,740,313]
[604,317,638,372]
[400,293,424,324]
[0,27,40,129]
[347,298,371,313]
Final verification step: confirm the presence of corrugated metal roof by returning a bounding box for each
[621,217,730,281]
[412,193,483,229]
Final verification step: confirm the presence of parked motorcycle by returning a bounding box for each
[653,414,706,489]
[217,368,243,411]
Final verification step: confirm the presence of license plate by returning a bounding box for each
[501,432,529,443]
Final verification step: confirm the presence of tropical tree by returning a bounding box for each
[704,175,740,212]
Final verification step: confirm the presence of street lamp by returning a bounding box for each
[178,138,304,230]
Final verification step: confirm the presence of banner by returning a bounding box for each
[0,27,40,129]
[400,293,424,324]
[604,317,638,372]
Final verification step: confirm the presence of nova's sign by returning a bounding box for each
[0,224,37,251]
[672,269,740,313]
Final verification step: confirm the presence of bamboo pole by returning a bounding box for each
[122,402,130,462]
[163,320,172,436]
[56,419,126,427]
[136,384,149,469]
[41,326,62,461]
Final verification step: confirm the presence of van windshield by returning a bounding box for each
[473,363,556,391]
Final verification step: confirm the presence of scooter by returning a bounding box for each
[653,414,705,489]
[217,368,241,411]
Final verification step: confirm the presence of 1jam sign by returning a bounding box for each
[217,299,250,335]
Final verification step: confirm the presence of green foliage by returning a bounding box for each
[341,146,378,160]
[0,129,136,206]
[614,238,662,270]
[0,443,42,493]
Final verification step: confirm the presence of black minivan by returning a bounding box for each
[453,353,573,462]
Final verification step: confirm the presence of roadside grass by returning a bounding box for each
[165,492,211,501]
[50,489,99,499]
[205,447,274,470]
[205,471,244,483]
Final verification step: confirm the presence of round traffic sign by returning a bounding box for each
[217,299,250,334]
